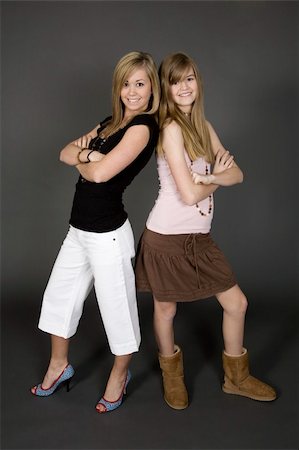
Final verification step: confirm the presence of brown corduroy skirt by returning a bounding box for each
[135,228,237,302]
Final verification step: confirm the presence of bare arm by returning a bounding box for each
[193,122,243,186]
[76,124,150,183]
[162,121,218,206]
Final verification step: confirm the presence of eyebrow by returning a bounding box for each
[125,78,146,83]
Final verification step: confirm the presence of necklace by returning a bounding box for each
[190,161,213,216]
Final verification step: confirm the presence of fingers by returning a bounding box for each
[74,135,92,148]
[192,172,201,184]
[192,172,205,184]
[219,150,230,163]
[215,148,226,159]
[216,149,234,166]
[224,154,234,167]
[192,173,213,185]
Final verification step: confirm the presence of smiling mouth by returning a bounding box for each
[179,92,192,97]
[127,98,141,103]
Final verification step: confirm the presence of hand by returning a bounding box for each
[192,172,215,185]
[88,151,105,162]
[74,134,92,149]
[213,149,234,174]
[77,149,105,164]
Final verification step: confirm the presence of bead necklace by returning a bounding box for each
[190,161,213,216]
[91,134,106,150]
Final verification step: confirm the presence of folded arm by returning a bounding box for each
[192,121,244,186]
[76,125,150,183]
[162,121,218,206]
[59,124,101,166]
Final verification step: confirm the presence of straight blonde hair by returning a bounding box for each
[103,51,160,138]
[158,53,214,163]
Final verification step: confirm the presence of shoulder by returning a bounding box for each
[206,120,219,139]
[205,119,223,154]
[163,119,181,133]
[126,114,159,146]
[97,116,112,133]
[121,119,151,147]
[206,120,215,136]
[161,120,185,159]
[128,113,158,130]
[162,120,183,143]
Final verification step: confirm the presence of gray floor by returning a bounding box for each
[1,292,298,450]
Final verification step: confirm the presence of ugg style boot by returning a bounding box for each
[158,345,188,410]
[222,348,276,401]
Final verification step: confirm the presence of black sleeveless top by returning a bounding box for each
[69,114,158,232]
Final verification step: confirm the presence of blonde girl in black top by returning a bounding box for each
[31,52,160,414]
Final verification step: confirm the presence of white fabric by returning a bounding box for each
[38,220,140,355]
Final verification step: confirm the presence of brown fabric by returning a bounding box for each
[135,228,237,302]
[222,349,277,401]
[158,345,188,410]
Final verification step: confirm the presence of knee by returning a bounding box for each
[232,291,248,315]
[154,301,177,321]
[224,290,248,316]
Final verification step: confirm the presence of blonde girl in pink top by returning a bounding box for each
[135,53,276,409]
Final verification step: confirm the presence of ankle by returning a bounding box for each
[224,347,246,357]
[109,367,128,381]
[48,359,68,371]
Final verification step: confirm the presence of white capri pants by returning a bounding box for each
[38,219,141,356]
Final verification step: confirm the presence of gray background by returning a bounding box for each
[1,1,298,450]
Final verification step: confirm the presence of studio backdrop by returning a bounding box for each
[2,1,297,305]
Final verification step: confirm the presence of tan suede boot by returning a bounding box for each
[158,345,188,410]
[222,348,276,401]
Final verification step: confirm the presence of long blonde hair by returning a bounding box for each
[158,52,214,163]
[103,51,160,138]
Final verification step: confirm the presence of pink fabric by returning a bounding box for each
[146,153,214,234]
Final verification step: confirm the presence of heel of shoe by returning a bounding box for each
[66,379,71,392]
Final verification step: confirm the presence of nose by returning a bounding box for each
[128,84,136,95]
[180,80,188,90]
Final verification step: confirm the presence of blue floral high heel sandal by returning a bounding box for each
[96,370,131,413]
[31,364,75,396]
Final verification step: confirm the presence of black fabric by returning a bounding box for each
[69,114,158,232]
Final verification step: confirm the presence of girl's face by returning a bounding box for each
[120,67,152,118]
[169,68,198,113]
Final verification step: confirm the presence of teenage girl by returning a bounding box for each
[31,51,160,413]
[135,52,276,409]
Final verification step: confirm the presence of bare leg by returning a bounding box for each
[216,284,248,355]
[96,354,132,412]
[31,335,69,393]
[153,297,177,355]
[154,297,188,409]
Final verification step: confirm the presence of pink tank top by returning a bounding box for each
[146,153,213,234]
